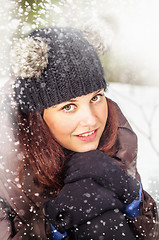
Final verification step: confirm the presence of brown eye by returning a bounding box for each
[63,104,75,112]
[92,96,98,101]
[65,105,71,110]
[91,94,102,103]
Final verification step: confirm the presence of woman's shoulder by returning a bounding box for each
[0,166,52,239]
[108,98,138,178]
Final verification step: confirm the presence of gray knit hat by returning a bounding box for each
[11,27,106,114]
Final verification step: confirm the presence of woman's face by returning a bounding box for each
[43,89,108,152]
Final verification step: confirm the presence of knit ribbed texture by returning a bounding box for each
[14,27,107,114]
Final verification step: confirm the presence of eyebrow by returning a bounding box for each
[62,89,103,103]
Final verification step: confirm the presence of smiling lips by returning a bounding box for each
[76,129,98,142]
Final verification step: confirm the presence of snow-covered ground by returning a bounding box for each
[107,83,159,207]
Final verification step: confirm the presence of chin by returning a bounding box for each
[74,142,99,153]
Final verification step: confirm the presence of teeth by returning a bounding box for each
[79,130,95,137]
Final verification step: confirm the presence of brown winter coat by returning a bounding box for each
[0,86,158,239]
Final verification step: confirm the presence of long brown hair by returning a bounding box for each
[16,97,118,195]
[99,98,119,156]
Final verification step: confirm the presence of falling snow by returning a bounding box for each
[0,0,159,239]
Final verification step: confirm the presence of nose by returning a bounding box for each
[79,106,97,127]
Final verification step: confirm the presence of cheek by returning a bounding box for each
[48,115,77,138]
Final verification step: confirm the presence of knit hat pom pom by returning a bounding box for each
[11,37,50,79]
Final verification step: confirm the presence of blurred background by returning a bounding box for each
[0,0,159,210]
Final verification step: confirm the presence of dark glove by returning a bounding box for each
[65,150,140,204]
[43,178,124,233]
[69,210,136,240]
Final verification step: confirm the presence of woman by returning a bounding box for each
[0,27,158,239]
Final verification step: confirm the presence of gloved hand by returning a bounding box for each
[69,210,136,240]
[43,178,124,233]
[64,150,140,205]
